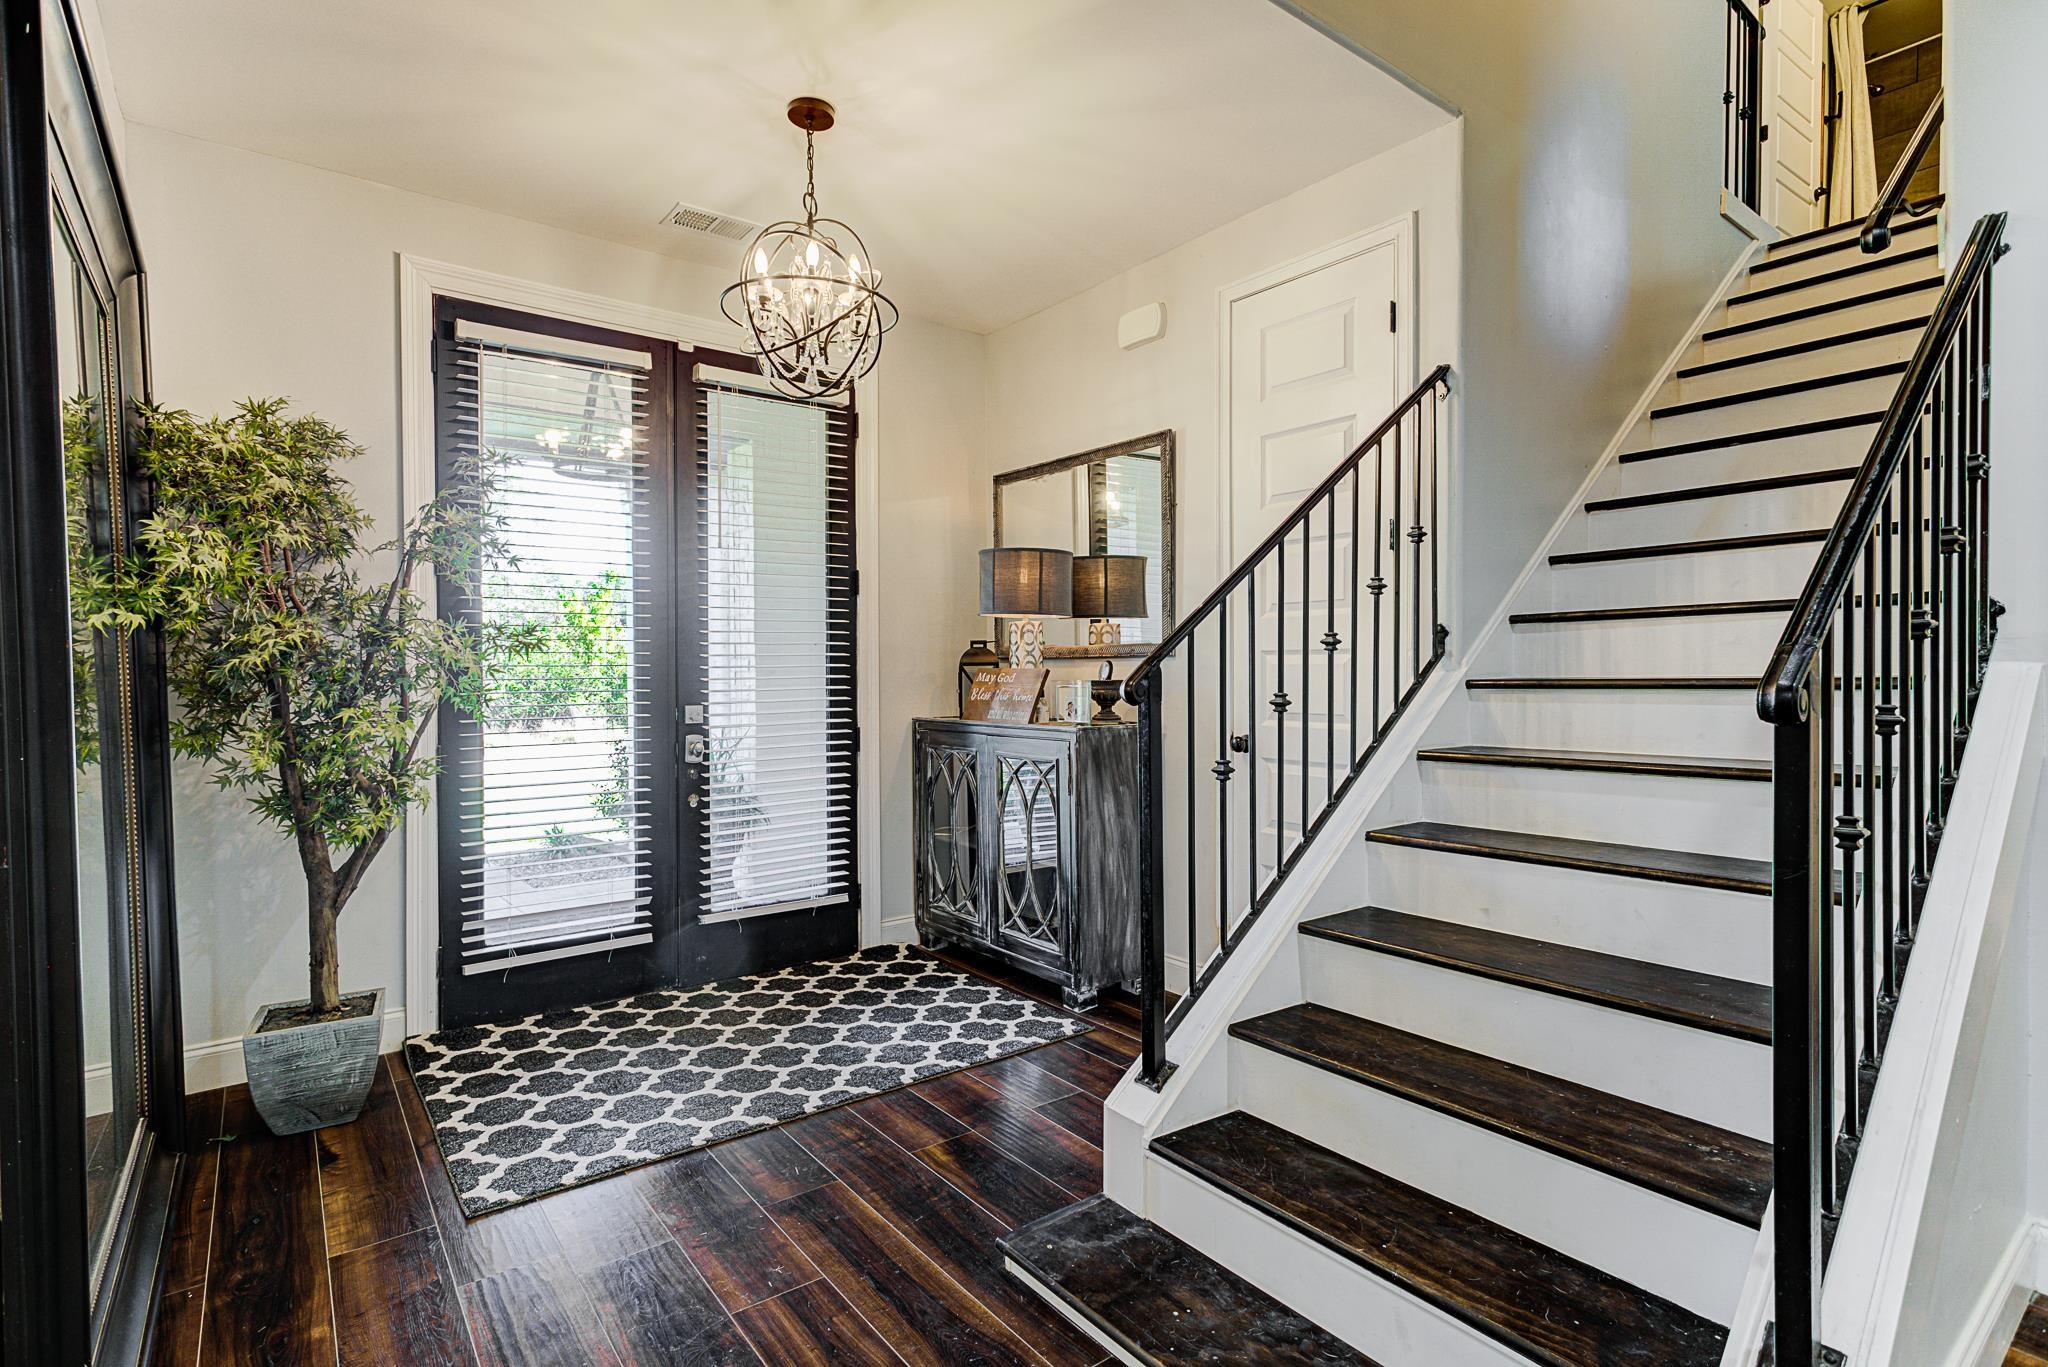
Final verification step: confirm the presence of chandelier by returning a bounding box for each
[722,97,898,400]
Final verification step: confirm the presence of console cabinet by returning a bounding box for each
[911,718,1142,1009]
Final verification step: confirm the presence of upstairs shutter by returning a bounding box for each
[439,326,660,970]
[693,371,857,919]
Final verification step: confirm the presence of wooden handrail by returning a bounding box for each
[1860,89,1942,253]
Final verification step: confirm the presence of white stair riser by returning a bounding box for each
[1646,374,1903,447]
[1722,257,1941,327]
[1608,424,1877,497]
[1365,841,1771,980]
[1548,540,1823,607]
[1232,1042,1753,1321]
[1576,482,1850,550]
[1416,760,1769,858]
[1504,613,1780,678]
[1465,688,1770,760]
[1667,327,1921,403]
[1147,1156,1532,1367]
[1696,285,1938,365]
[1748,224,1938,286]
[1300,937,1771,1136]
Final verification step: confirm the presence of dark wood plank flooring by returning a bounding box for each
[2008,1293,2048,1367]
[150,954,1126,1366]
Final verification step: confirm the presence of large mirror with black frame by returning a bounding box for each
[992,430,1175,659]
[0,2,186,1363]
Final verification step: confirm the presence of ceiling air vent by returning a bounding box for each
[660,201,761,242]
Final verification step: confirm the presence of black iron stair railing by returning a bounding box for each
[1759,210,2008,1365]
[1126,365,1451,1088]
[1724,0,1764,213]
[1861,90,1943,255]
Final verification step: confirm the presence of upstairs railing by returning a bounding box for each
[1724,0,1764,213]
[1860,89,1944,254]
[1760,209,2009,1364]
[1126,365,1451,1087]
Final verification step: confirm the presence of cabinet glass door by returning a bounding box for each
[994,750,1065,954]
[921,744,981,930]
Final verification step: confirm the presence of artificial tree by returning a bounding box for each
[136,398,533,1024]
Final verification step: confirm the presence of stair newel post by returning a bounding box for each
[1771,680,1826,1366]
[1131,667,1172,1089]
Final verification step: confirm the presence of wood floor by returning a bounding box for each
[149,952,1139,1366]
[2008,1293,2048,1367]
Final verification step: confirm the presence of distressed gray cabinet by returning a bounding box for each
[911,718,1142,1009]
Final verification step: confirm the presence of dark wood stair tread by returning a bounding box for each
[1230,1003,1769,1225]
[1550,528,1826,566]
[1151,1112,1729,1367]
[1465,675,1755,690]
[1701,277,1940,343]
[1749,212,1934,275]
[997,1195,1375,1366]
[1300,907,1772,1045]
[1416,744,1769,781]
[1510,599,1793,624]
[1586,468,1856,512]
[1675,316,1928,379]
[1366,821,1769,894]
[1649,361,1906,419]
[1620,409,1882,464]
[1763,198,1939,254]
[1727,243,1938,306]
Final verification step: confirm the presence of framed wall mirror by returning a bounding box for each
[992,431,1175,659]
[1,2,186,1363]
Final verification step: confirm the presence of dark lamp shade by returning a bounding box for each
[979,547,1073,618]
[1070,554,1148,619]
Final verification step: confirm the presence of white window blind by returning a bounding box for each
[442,331,657,970]
[696,379,857,919]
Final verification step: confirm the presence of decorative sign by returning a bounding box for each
[963,667,1048,723]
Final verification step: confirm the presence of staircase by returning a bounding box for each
[999,209,1949,1364]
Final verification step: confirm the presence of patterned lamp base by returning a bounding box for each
[1087,619,1123,647]
[1008,617,1046,668]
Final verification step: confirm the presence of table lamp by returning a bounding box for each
[979,547,1072,668]
[1070,554,1148,647]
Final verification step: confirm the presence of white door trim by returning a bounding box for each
[394,253,884,1037]
[1215,215,1418,563]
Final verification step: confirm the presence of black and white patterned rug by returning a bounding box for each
[404,945,1095,1216]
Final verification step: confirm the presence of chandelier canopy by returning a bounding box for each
[722,97,899,400]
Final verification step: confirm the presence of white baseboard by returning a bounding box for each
[1939,1217,2044,1367]
[180,1006,410,1095]
[878,914,919,945]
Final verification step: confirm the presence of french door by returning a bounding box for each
[432,300,858,1028]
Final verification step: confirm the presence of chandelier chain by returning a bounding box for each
[802,129,819,224]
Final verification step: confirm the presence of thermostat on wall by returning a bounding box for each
[1118,302,1166,351]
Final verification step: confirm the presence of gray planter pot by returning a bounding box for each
[241,987,384,1135]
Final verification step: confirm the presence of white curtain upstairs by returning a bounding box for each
[1827,4,1879,225]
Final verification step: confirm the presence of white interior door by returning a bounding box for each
[1219,225,1412,897]
[1763,0,1826,234]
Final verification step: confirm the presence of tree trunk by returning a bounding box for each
[308,868,342,1015]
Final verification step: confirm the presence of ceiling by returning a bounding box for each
[92,0,1447,334]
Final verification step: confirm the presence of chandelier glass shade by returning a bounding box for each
[722,98,898,400]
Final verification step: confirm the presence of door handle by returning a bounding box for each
[684,735,706,765]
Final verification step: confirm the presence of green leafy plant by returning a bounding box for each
[62,394,148,767]
[134,398,537,1020]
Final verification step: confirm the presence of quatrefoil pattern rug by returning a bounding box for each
[404,945,1094,1216]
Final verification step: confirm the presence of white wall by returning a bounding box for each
[1273,0,1751,638]
[122,122,985,1073]
[979,121,1460,979]
[1947,0,2048,1326]
[983,119,1461,657]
